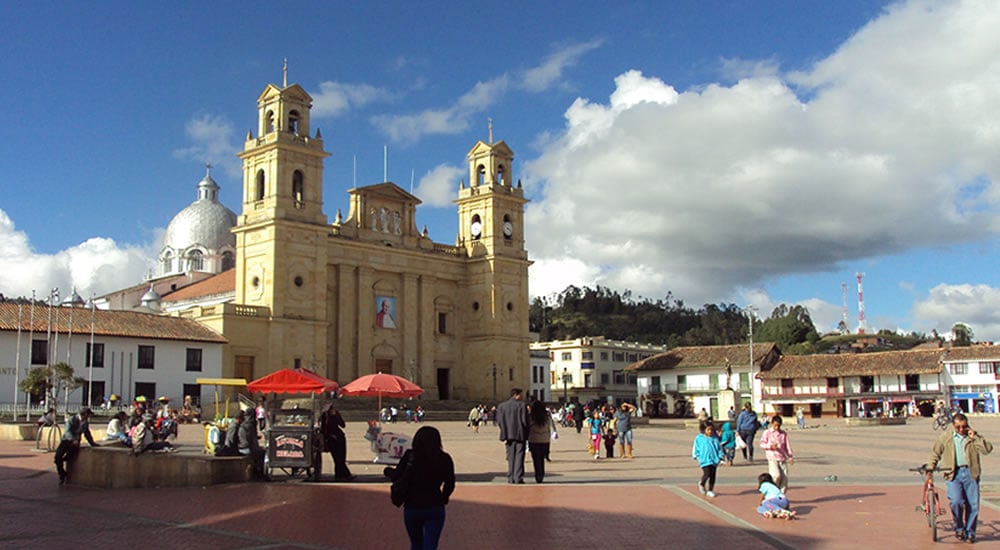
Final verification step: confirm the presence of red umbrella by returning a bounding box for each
[247,368,339,395]
[339,372,423,413]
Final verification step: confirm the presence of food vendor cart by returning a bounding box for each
[247,368,339,482]
[195,377,248,454]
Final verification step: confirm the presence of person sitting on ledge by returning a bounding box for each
[131,414,175,455]
[104,411,131,446]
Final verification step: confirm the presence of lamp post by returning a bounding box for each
[492,363,497,404]
[562,368,571,404]
[745,305,758,408]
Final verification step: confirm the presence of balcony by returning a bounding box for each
[647,383,751,395]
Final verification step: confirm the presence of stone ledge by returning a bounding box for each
[70,446,254,489]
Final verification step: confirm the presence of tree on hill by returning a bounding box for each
[952,323,974,347]
[755,304,820,351]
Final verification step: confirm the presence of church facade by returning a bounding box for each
[186,78,531,401]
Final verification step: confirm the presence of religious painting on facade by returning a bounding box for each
[376,296,397,329]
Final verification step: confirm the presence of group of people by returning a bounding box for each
[691,403,795,519]
[584,402,637,460]
[466,404,495,432]
[381,404,426,424]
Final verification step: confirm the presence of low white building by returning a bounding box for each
[531,337,665,404]
[941,345,1000,413]
[627,343,781,418]
[0,301,226,409]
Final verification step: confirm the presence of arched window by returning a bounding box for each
[265,110,275,133]
[222,251,235,271]
[497,165,506,186]
[255,170,265,201]
[477,165,486,186]
[289,110,300,134]
[187,250,204,271]
[292,170,304,207]
[161,251,173,274]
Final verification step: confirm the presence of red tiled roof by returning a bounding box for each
[625,343,779,372]
[941,345,1000,362]
[0,302,226,343]
[759,348,944,379]
[162,269,235,302]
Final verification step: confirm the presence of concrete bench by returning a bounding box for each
[844,417,907,427]
[70,445,254,489]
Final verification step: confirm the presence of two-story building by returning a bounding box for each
[940,345,1000,413]
[758,349,945,418]
[530,337,665,404]
[1,301,226,409]
[626,343,781,418]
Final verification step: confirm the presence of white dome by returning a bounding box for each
[161,173,237,261]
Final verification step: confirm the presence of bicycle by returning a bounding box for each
[910,464,944,542]
[932,410,954,430]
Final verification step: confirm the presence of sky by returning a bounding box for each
[2,0,1000,340]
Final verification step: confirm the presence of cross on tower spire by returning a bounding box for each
[488,118,493,144]
[283,58,288,88]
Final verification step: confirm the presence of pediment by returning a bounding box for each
[257,83,313,104]
[350,182,422,205]
[466,140,514,159]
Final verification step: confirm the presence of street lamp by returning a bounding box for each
[492,363,497,404]
[562,368,571,404]
[745,305,758,408]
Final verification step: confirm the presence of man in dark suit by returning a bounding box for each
[496,388,529,484]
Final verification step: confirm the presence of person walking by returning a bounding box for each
[759,415,794,493]
[719,421,736,466]
[928,412,993,543]
[527,401,555,483]
[736,403,760,463]
[692,421,722,498]
[614,402,637,459]
[795,406,806,429]
[588,410,604,460]
[496,388,529,484]
[388,426,456,550]
[54,408,99,485]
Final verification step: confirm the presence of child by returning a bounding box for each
[692,421,722,497]
[588,410,604,460]
[603,428,617,458]
[757,473,795,519]
[759,415,794,492]
[719,421,736,466]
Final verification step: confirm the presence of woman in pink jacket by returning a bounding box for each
[759,415,794,492]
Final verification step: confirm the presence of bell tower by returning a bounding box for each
[455,122,528,259]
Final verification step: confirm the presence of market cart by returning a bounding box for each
[247,368,339,482]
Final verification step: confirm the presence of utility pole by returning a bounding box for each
[492,363,497,404]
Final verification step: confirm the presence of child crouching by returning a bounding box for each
[757,473,795,519]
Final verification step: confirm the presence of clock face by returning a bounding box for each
[470,221,482,238]
[503,221,513,237]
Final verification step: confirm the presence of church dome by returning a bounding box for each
[162,173,237,255]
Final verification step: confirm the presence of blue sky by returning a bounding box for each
[3,1,1000,340]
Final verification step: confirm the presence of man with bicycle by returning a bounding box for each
[927,412,993,543]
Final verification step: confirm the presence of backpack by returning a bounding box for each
[390,454,415,507]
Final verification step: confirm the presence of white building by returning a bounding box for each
[531,337,665,404]
[940,345,1000,414]
[627,343,781,418]
[1,301,226,409]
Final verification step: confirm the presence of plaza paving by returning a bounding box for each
[3,414,1000,549]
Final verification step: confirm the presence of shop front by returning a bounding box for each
[951,390,996,414]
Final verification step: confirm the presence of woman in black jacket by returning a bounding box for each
[388,426,455,550]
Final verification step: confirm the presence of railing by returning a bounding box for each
[647,383,751,394]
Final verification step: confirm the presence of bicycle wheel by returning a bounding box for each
[928,490,938,541]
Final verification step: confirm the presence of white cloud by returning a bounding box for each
[0,210,156,301]
[172,115,240,178]
[525,0,1000,317]
[414,164,463,208]
[312,81,396,118]
[520,39,604,93]
[372,76,509,144]
[913,283,1000,341]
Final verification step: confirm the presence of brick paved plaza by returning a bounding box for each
[3,415,1000,549]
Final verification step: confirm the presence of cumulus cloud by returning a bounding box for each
[0,210,156,301]
[525,0,1000,321]
[913,283,1000,341]
[414,164,464,208]
[173,115,240,178]
[312,81,396,118]
[521,39,604,93]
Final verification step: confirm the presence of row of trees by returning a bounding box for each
[529,285,823,352]
[17,362,86,414]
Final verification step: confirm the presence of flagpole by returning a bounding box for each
[13,303,22,421]
[27,290,35,421]
[88,297,95,409]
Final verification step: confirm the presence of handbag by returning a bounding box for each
[735,433,747,450]
[551,431,559,441]
[390,455,414,507]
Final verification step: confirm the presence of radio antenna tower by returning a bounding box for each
[841,282,849,334]
[856,272,867,334]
